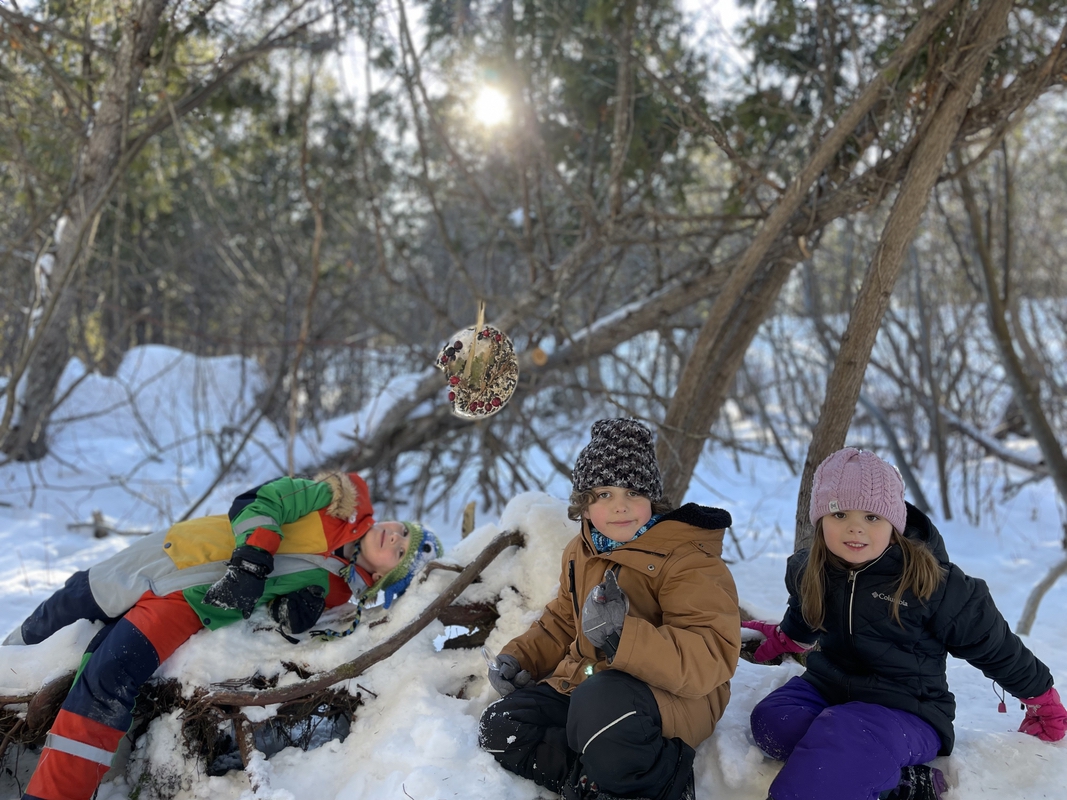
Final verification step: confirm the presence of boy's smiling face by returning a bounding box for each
[583,486,653,543]
[355,521,410,581]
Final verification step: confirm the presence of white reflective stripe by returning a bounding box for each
[233,515,277,536]
[581,710,637,754]
[44,733,115,767]
[272,554,337,574]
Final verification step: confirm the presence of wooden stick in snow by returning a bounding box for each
[1,529,525,738]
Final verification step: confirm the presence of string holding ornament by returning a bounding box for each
[435,301,518,420]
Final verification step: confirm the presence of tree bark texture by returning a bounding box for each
[1,0,171,460]
[607,0,637,222]
[793,0,1015,551]
[659,251,804,503]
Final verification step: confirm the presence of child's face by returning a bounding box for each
[583,486,653,543]
[821,509,894,564]
[355,521,410,581]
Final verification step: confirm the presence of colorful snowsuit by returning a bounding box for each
[18,472,375,800]
[754,502,1054,800]
[479,504,741,800]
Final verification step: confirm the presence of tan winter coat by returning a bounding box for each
[502,504,741,747]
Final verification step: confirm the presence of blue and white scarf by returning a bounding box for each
[589,514,663,554]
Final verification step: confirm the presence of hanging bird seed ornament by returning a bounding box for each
[436,305,518,419]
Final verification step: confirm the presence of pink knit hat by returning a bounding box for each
[809,448,907,533]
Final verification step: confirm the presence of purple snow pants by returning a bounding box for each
[751,676,941,800]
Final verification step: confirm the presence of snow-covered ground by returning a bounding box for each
[1,346,1064,799]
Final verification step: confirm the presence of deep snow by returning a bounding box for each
[1,346,1064,799]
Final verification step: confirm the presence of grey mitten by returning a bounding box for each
[581,569,629,658]
[488,653,532,697]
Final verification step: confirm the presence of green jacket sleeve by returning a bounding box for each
[228,476,335,547]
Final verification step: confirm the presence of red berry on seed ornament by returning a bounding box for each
[434,307,518,420]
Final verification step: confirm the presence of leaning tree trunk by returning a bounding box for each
[658,248,804,503]
[657,0,962,499]
[793,0,1015,551]
[0,0,171,461]
[329,5,1064,485]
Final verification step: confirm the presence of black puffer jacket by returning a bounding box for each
[779,503,1052,754]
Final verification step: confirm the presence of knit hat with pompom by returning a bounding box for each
[379,522,443,608]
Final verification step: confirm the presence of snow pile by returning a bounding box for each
[94,493,580,800]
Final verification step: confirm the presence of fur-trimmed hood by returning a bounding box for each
[313,471,364,520]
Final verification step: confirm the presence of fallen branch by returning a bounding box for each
[235,715,259,777]
[423,560,465,575]
[0,717,25,764]
[66,510,150,538]
[1016,553,1067,636]
[0,670,75,717]
[201,529,524,707]
[939,408,1048,475]
[236,715,285,798]
[2,529,524,749]
[1,671,76,755]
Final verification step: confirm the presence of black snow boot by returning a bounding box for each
[562,774,654,800]
[561,773,609,800]
[560,760,602,800]
[880,765,948,800]
[676,770,695,800]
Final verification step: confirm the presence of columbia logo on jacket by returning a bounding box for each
[871,591,908,606]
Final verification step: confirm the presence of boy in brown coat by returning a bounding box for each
[478,419,741,800]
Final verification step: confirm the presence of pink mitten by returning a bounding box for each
[741,620,810,663]
[1018,687,1067,742]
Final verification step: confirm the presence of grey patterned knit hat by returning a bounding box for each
[571,418,663,501]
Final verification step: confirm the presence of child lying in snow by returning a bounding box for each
[4,471,441,800]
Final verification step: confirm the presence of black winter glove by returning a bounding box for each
[269,585,327,635]
[202,545,274,619]
[581,569,629,659]
[488,653,533,697]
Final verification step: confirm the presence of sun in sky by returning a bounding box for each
[473,86,510,127]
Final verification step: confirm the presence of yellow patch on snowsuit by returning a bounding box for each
[163,514,331,568]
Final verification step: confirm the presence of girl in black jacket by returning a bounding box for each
[744,448,1065,800]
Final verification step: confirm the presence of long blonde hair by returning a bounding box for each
[799,520,946,631]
